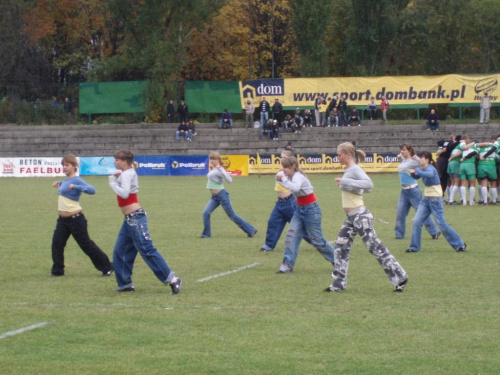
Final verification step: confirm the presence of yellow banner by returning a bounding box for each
[239,74,499,108]
[249,153,402,174]
[222,155,249,176]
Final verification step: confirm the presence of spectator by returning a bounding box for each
[381,96,390,124]
[188,119,197,137]
[318,98,328,127]
[244,99,255,128]
[426,109,440,130]
[292,113,304,133]
[177,100,189,122]
[366,97,377,120]
[338,96,348,126]
[271,119,280,140]
[63,97,73,122]
[272,98,283,127]
[283,114,293,133]
[295,107,302,116]
[348,108,362,126]
[314,96,323,128]
[327,95,338,117]
[303,109,313,127]
[259,97,270,128]
[219,109,233,129]
[50,96,60,108]
[166,99,175,123]
[261,119,272,139]
[175,121,190,141]
[479,92,492,125]
[328,107,339,127]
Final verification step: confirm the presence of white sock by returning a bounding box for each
[491,188,498,203]
[469,187,475,204]
[481,187,488,203]
[460,186,467,203]
[450,186,458,202]
[444,186,450,200]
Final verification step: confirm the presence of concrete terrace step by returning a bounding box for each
[1,122,499,157]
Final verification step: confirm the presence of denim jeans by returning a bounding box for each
[409,197,464,251]
[260,112,268,128]
[328,116,338,126]
[262,196,312,251]
[480,108,490,124]
[331,206,407,290]
[51,213,112,275]
[395,187,439,239]
[175,131,188,140]
[281,202,335,269]
[202,189,256,237]
[113,210,174,289]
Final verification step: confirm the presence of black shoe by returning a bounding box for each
[50,273,64,277]
[457,243,467,252]
[432,231,441,240]
[394,278,408,292]
[405,248,419,253]
[117,286,135,292]
[259,247,273,252]
[395,237,404,240]
[248,229,258,238]
[170,278,182,295]
[102,263,114,276]
[324,285,341,292]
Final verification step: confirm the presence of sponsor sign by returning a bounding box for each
[80,157,116,176]
[135,155,169,176]
[221,155,249,176]
[0,157,67,177]
[239,74,499,108]
[249,153,401,174]
[167,155,209,176]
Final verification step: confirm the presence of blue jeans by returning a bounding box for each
[281,202,335,269]
[175,131,188,140]
[202,189,256,237]
[262,196,312,251]
[409,197,464,251]
[219,119,233,129]
[113,209,174,289]
[395,187,439,239]
[260,112,268,128]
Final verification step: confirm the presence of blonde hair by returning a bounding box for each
[337,142,366,163]
[209,150,223,164]
[281,156,306,176]
[114,149,138,169]
[61,154,78,169]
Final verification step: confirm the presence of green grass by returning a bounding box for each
[1,174,498,374]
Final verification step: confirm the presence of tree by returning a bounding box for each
[290,0,333,77]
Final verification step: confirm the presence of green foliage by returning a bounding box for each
[1,175,499,374]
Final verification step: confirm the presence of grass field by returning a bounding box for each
[1,174,499,374]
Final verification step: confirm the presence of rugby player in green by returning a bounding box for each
[457,135,478,206]
[477,135,500,205]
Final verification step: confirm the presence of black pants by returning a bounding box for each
[51,213,112,275]
[436,157,449,195]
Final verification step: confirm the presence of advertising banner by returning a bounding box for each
[135,155,169,176]
[80,157,116,176]
[248,153,401,174]
[221,155,249,176]
[167,155,209,176]
[0,157,67,177]
[239,74,500,108]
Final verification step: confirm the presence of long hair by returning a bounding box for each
[416,151,439,176]
[61,154,78,169]
[281,149,294,158]
[338,142,366,163]
[209,150,223,165]
[281,156,306,176]
[114,149,138,169]
[399,143,415,157]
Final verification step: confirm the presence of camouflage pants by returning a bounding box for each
[331,206,407,291]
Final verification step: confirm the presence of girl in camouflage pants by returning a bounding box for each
[325,142,409,293]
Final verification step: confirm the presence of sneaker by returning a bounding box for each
[200,235,210,238]
[405,248,419,253]
[102,269,114,277]
[259,247,274,252]
[276,264,292,274]
[394,278,408,292]
[432,232,441,240]
[170,278,182,295]
[395,237,404,240]
[324,285,341,292]
[117,286,135,292]
[248,229,258,238]
[457,243,467,252]
[50,273,64,277]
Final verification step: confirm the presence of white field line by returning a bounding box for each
[0,322,48,340]
[196,262,260,283]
